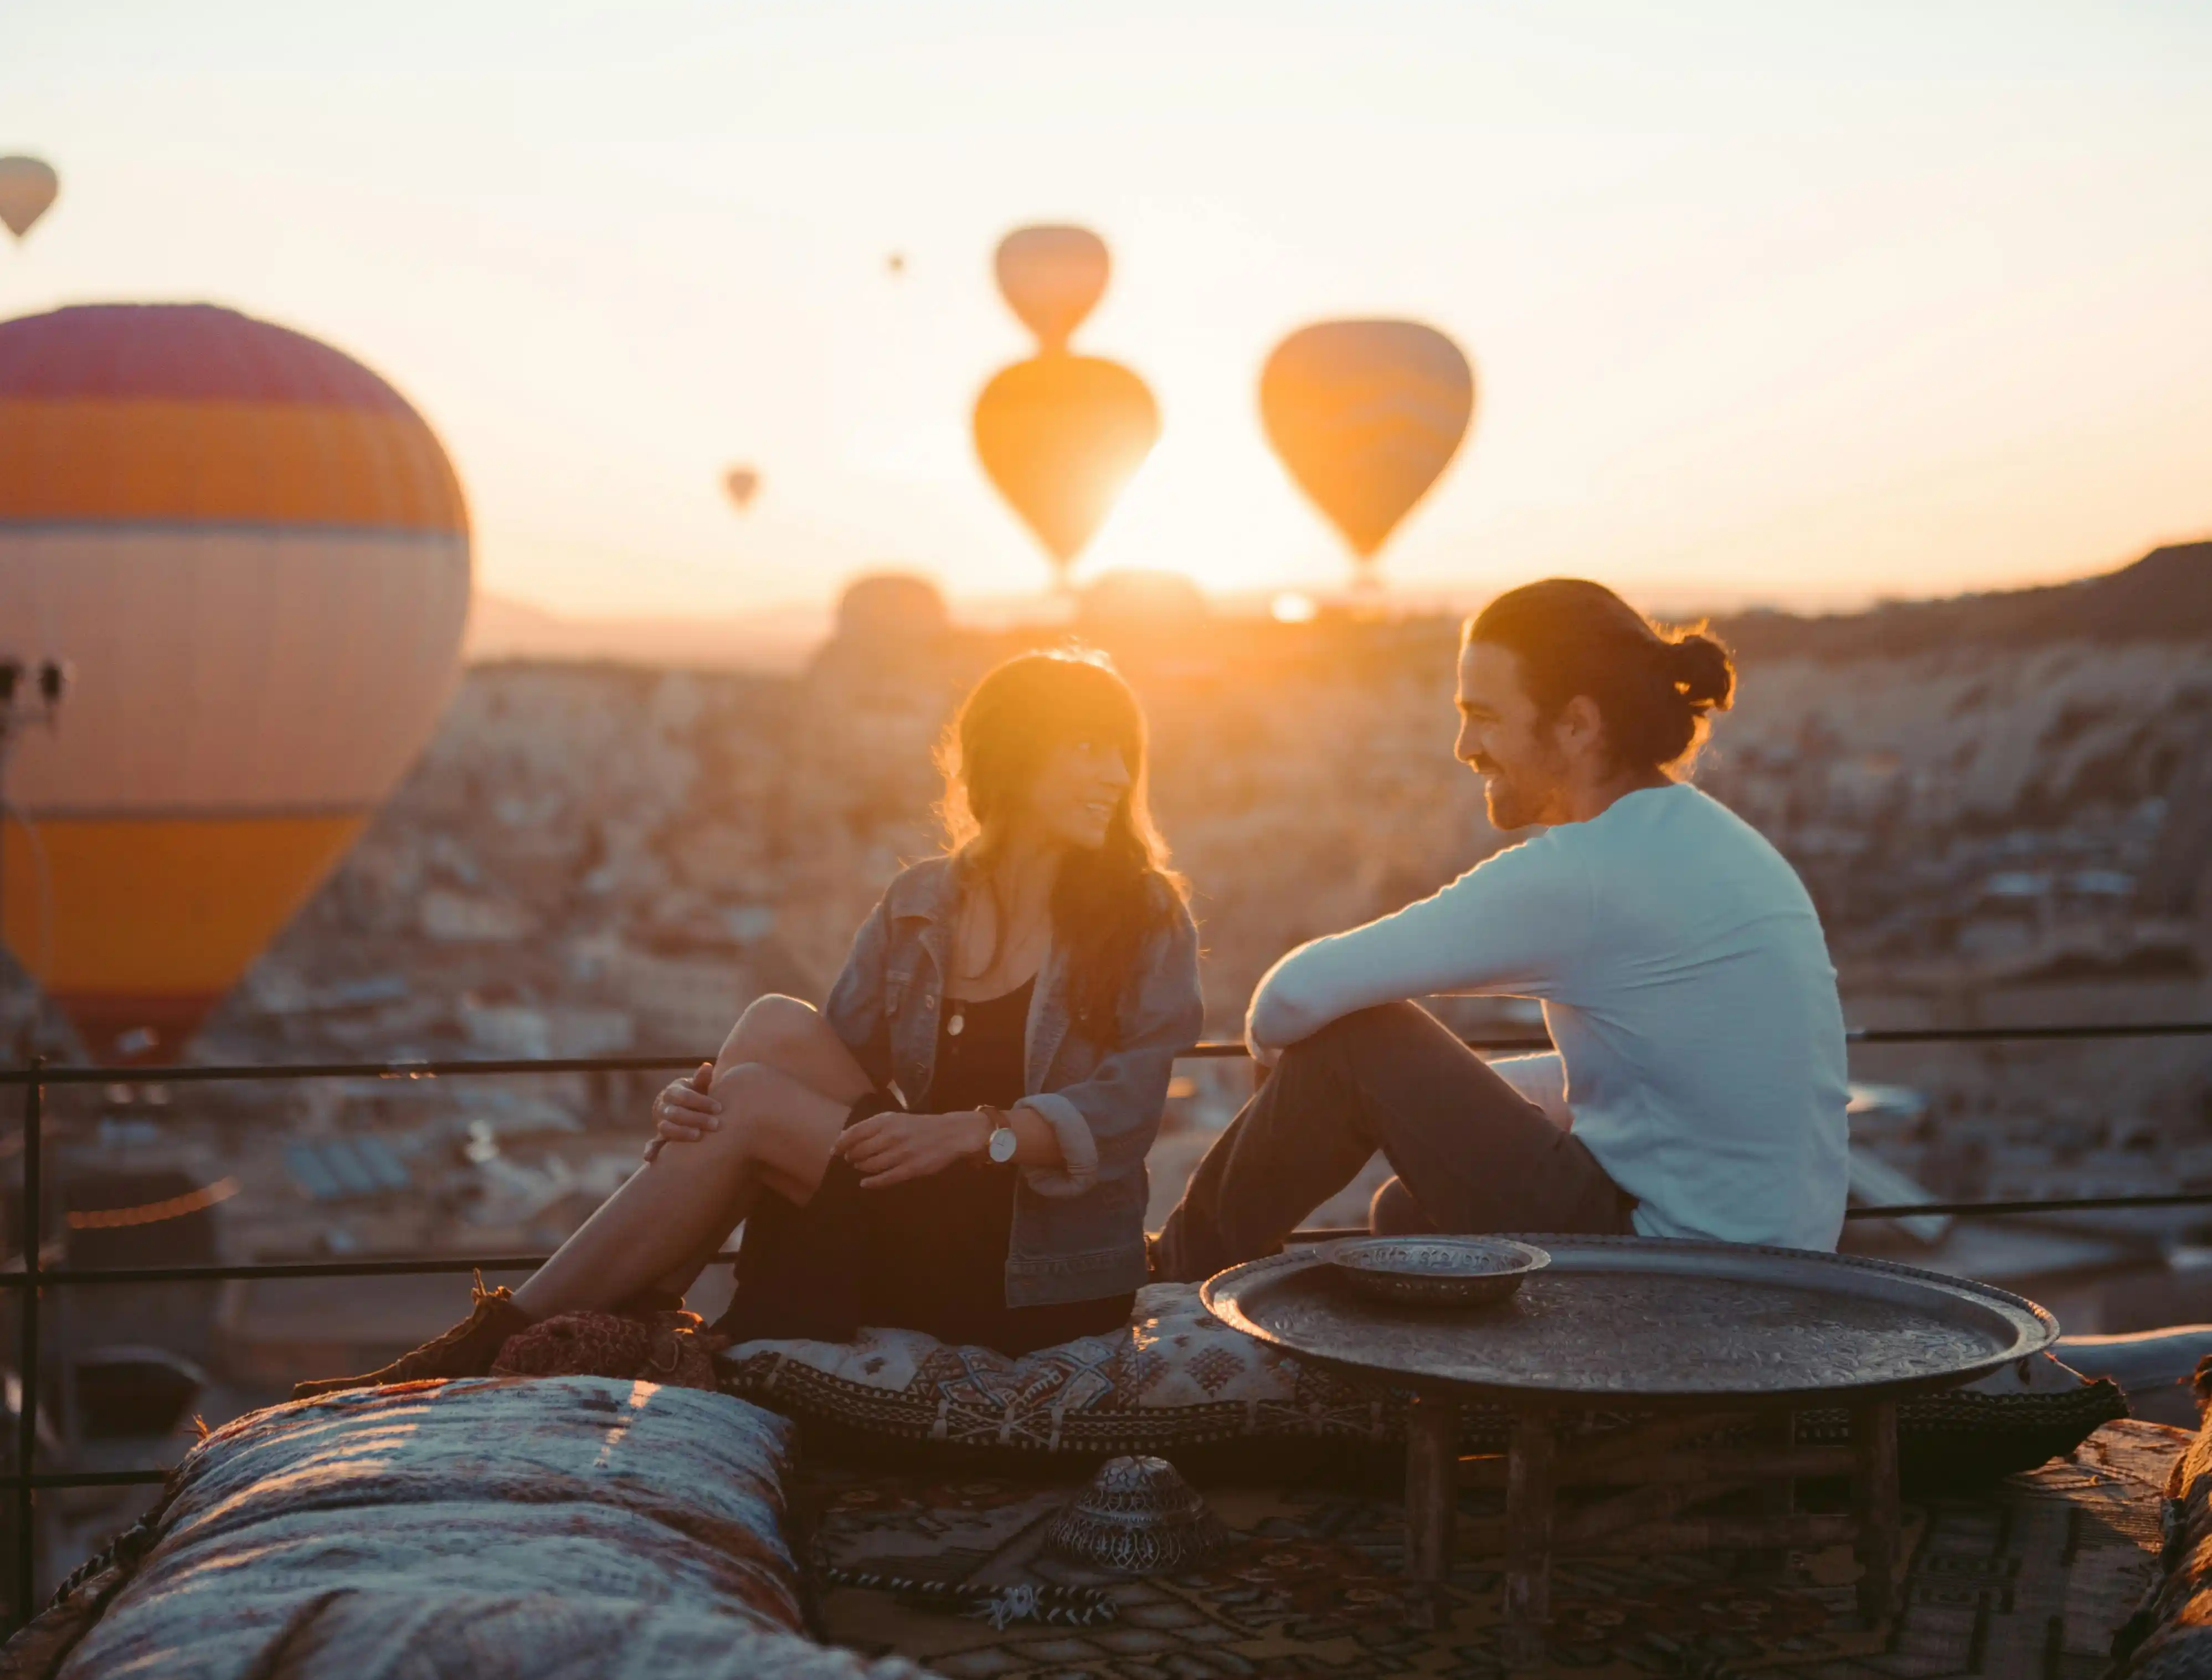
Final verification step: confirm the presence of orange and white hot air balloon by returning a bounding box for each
[723,465,760,511]
[994,226,1110,352]
[974,354,1159,593]
[0,157,59,242]
[1260,319,1475,584]
[0,303,470,1061]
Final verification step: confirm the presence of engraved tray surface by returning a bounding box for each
[1201,1236,2059,1404]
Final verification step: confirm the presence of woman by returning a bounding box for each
[296,648,1202,1395]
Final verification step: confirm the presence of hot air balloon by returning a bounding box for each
[994,226,1109,352]
[0,304,470,1061]
[0,157,59,242]
[973,354,1159,592]
[1259,320,1475,582]
[724,466,760,511]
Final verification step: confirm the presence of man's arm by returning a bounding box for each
[1246,835,1591,1062]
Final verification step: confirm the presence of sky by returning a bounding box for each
[6,0,2210,620]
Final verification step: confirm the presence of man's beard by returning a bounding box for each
[1484,770,1540,831]
[1481,746,1566,831]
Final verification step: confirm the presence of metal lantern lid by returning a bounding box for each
[1045,1455,1228,1576]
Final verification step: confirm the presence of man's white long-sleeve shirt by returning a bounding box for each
[1248,783,1849,1250]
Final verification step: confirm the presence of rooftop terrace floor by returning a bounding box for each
[798,1418,2181,1678]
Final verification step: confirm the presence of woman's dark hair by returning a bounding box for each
[1465,579,1735,773]
[938,648,1186,1034]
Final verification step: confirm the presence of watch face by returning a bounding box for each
[988,1127,1018,1164]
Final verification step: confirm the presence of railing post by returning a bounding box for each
[14,1056,42,1631]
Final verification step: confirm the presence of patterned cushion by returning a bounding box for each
[721,1282,2126,1486]
[2110,1378,2212,1677]
[1865,1354,2129,1494]
[721,1283,1400,1454]
[5,1375,926,1680]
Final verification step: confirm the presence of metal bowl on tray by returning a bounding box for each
[1324,1235,1550,1309]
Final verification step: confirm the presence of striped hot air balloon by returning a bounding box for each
[0,303,471,1062]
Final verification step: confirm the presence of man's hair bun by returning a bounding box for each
[1671,633,1735,712]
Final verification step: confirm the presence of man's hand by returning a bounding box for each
[838,1109,991,1189]
[1243,1000,1283,1070]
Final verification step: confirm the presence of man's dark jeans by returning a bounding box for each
[1153,1001,1635,1283]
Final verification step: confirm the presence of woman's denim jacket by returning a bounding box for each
[824,855,1204,1308]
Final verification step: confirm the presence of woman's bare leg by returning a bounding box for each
[512,997,872,1317]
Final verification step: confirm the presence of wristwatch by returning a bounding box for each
[979,1104,1018,1165]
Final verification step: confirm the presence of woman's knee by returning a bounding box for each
[673,1060,785,1163]
[729,993,820,1045]
[709,1057,779,1114]
[703,1058,846,1192]
[718,994,822,1066]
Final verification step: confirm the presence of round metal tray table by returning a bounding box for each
[1203,1236,2059,1670]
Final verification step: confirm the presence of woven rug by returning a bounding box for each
[797,1419,2179,1679]
[1746,1418,2178,1680]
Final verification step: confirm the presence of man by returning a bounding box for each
[1152,578,1849,1280]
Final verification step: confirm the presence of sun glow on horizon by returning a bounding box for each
[1075,429,1347,600]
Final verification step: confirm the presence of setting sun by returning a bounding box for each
[1077,430,1346,599]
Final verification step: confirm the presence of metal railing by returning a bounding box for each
[2,1016,2209,1630]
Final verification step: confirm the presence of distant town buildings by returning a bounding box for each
[4,567,2209,1411]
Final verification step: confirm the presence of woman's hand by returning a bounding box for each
[641,1064,720,1163]
[838,1109,990,1189]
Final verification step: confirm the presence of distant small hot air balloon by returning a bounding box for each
[723,466,760,511]
[1260,320,1475,582]
[0,302,470,1062]
[885,251,907,276]
[974,354,1159,592]
[0,157,60,242]
[994,226,1110,352]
